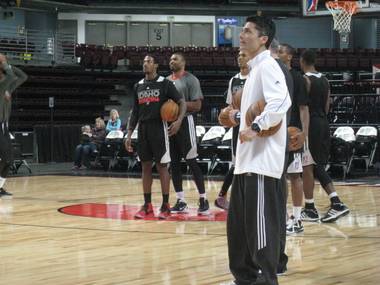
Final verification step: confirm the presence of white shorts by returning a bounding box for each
[287,153,303,174]
[302,148,316,167]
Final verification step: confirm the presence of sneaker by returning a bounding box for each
[277,266,287,276]
[300,207,320,222]
[321,203,350,223]
[0,188,13,199]
[286,216,304,235]
[134,203,154,219]
[198,199,210,215]
[72,165,80,170]
[214,196,229,210]
[170,199,188,213]
[158,203,171,220]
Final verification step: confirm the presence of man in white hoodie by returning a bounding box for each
[226,16,291,285]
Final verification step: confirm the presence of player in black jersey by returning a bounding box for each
[214,51,249,211]
[300,49,349,223]
[125,55,186,220]
[278,43,310,234]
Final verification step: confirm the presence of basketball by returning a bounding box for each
[288,126,305,151]
[218,106,237,128]
[245,99,282,137]
[160,99,179,122]
[232,89,242,110]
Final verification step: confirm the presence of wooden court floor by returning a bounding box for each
[1,175,380,285]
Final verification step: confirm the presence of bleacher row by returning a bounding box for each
[75,44,380,71]
[11,66,125,130]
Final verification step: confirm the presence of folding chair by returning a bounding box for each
[209,128,233,175]
[329,126,355,179]
[196,125,206,144]
[117,129,139,171]
[98,131,124,170]
[351,126,378,172]
[198,126,226,174]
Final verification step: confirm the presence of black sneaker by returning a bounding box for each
[277,266,287,276]
[286,216,304,235]
[214,196,229,210]
[300,207,319,222]
[198,199,210,215]
[170,199,189,213]
[0,188,13,199]
[321,203,350,223]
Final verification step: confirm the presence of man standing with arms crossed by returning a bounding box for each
[125,55,186,220]
[167,52,210,215]
[225,16,291,285]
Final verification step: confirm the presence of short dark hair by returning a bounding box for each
[172,52,186,62]
[280,43,295,57]
[145,54,156,64]
[301,49,316,66]
[245,16,276,49]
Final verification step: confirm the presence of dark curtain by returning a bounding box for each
[34,124,82,163]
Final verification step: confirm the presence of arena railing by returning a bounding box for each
[0,26,76,65]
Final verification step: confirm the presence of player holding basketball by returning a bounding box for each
[167,52,209,215]
[0,53,28,198]
[300,49,349,223]
[226,16,291,285]
[125,55,186,220]
[214,51,249,211]
[278,43,310,233]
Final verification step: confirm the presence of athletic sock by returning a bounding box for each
[305,199,315,209]
[162,194,169,204]
[176,191,185,201]
[329,192,342,205]
[293,207,302,220]
[143,193,152,205]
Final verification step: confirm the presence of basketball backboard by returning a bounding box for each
[302,0,380,16]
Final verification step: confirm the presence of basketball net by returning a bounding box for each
[326,1,359,34]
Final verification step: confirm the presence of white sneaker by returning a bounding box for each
[286,215,304,235]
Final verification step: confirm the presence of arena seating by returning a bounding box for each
[73,45,380,72]
[10,66,125,131]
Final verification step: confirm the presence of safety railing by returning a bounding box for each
[0,26,76,65]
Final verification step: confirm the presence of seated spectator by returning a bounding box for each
[106,109,121,132]
[92,117,106,149]
[72,118,106,170]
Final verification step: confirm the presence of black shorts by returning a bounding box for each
[0,122,12,164]
[309,115,330,164]
[169,115,198,160]
[137,120,170,163]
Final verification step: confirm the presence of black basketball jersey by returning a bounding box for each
[134,75,183,122]
[231,76,246,94]
[289,69,309,129]
[305,72,329,117]
[275,58,294,126]
[230,74,246,155]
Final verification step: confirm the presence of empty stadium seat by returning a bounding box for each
[350,126,378,173]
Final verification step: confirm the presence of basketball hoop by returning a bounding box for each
[326,1,359,34]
